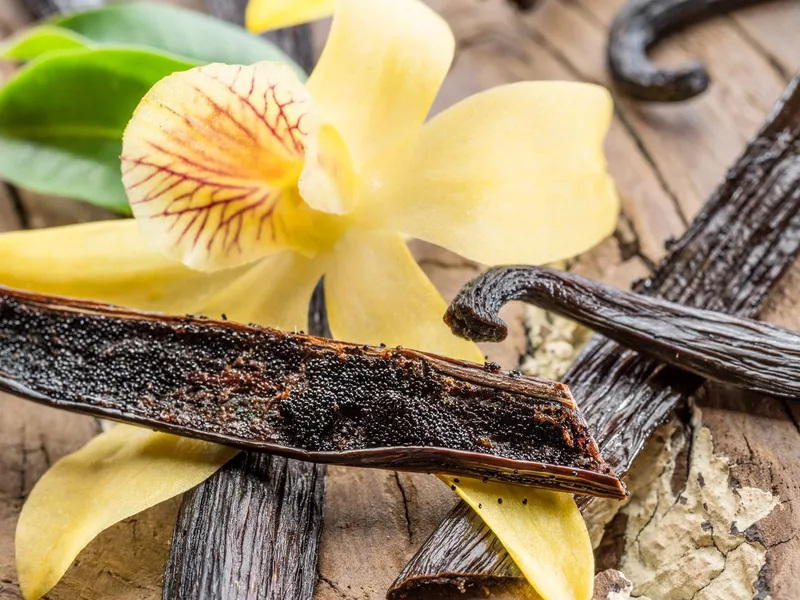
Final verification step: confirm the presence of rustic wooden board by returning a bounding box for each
[0,0,798,599]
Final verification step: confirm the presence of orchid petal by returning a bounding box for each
[298,123,357,214]
[245,0,335,32]
[442,476,594,600]
[122,62,320,272]
[16,425,237,600]
[360,82,620,266]
[325,229,482,361]
[198,250,326,332]
[0,220,241,311]
[307,0,454,168]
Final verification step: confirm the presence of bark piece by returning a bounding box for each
[391,73,800,597]
[163,452,325,600]
[588,403,781,599]
[592,570,635,600]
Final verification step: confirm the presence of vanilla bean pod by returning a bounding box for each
[390,74,800,598]
[608,0,770,102]
[0,286,624,498]
[446,265,800,398]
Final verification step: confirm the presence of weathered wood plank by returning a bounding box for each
[0,397,100,600]
[0,187,22,232]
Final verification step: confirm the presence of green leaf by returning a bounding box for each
[1,26,90,61]
[7,2,301,75]
[0,48,195,213]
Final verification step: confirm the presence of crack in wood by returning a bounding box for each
[18,423,26,501]
[3,183,30,230]
[725,15,792,83]
[392,473,413,543]
[561,0,606,29]
[780,399,800,435]
[318,575,360,600]
[614,211,658,269]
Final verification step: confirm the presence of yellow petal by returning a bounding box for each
[0,220,242,311]
[298,123,357,214]
[199,250,326,331]
[360,81,620,266]
[325,229,482,361]
[442,476,593,600]
[307,0,454,168]
[245,0,335,32]
[16,425,237,600]
[122,62,319,272]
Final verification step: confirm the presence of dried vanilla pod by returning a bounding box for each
[608,0,765,102]
[446,265,800,398]
[0,286,625,498]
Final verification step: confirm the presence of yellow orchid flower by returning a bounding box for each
[6,0,619,599]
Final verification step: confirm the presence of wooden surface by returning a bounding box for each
[0,1,799,599]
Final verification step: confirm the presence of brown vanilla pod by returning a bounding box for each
[0,286,624,498]
[446,265,800,398]
[608,0,769,102]
[390,74,800,598]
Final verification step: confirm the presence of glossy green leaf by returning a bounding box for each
[0,48,195,212]
[19,2,300,73]
[1,26,89,61]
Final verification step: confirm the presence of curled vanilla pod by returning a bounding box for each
[446,265,800,398]
[0,286,625,498]
[608,0,767,101]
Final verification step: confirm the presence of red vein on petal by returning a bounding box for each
[124,168,163,191]
[189,81,259,145]
[160,103,252,150]
[123,158,256,191]
[202,69,304,156]
[270,85,304,153]
[144,142,246,181]
[131,178,186,207]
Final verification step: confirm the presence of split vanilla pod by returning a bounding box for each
[0,286,625,499]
